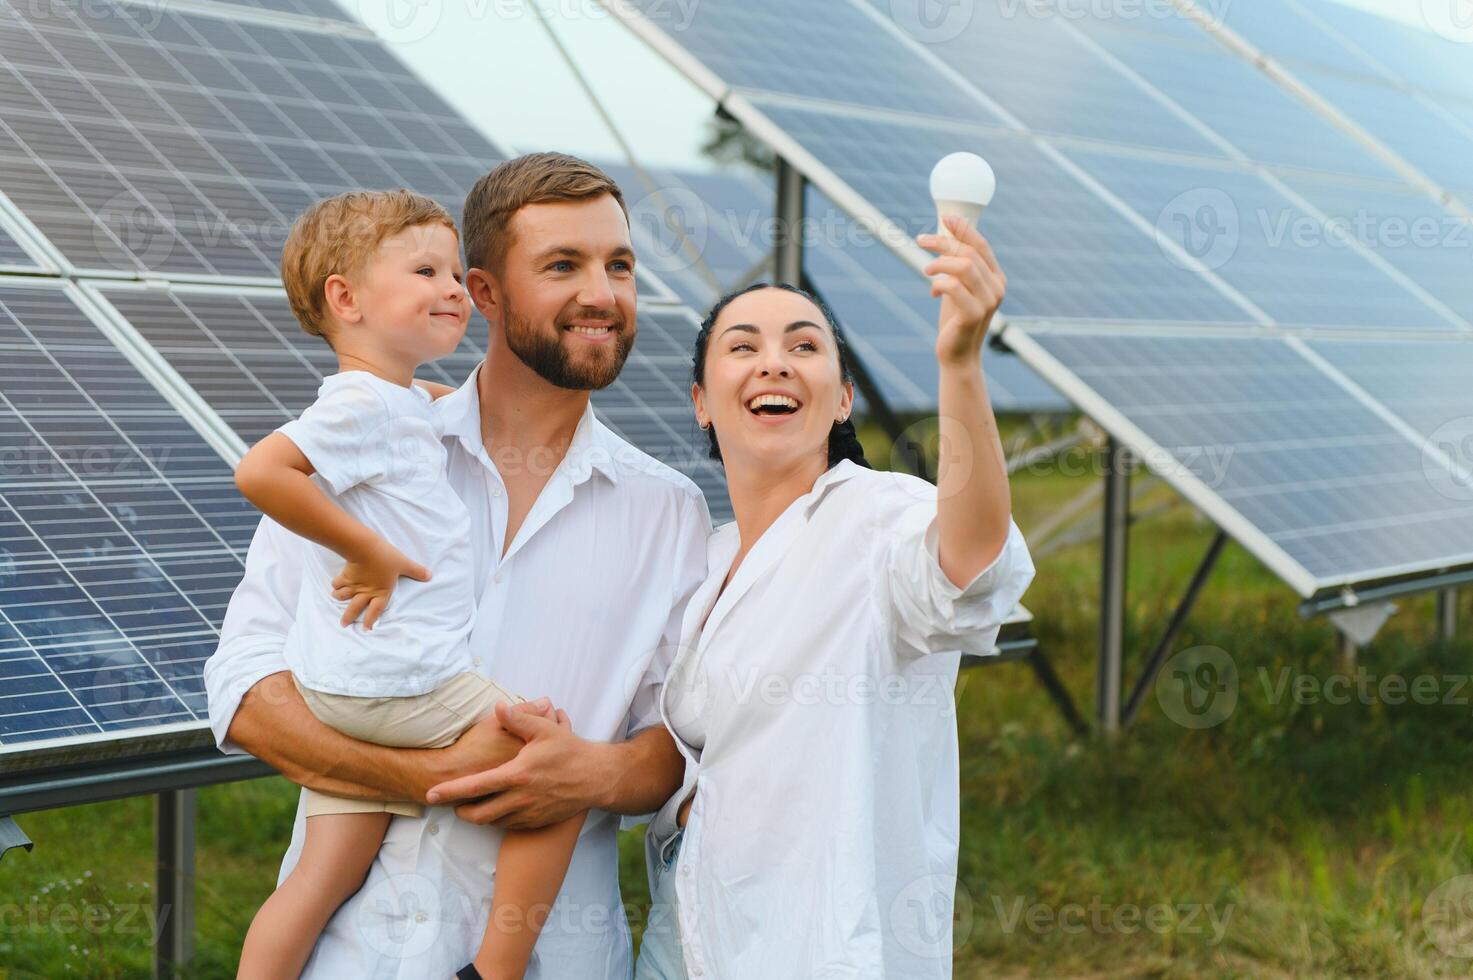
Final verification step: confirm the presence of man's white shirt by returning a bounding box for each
[204,366,711,979]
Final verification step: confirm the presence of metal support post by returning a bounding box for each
[1438,587,1458,642]
[1099,438,1130,733]
[155,789,195,979]
[773,156,805,286]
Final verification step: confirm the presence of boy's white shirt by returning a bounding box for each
[204,365,712,978]
[276,370,477,698]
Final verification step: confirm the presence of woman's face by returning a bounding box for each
[693,288,854,473]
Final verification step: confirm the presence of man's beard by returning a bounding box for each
[502,301,634,391]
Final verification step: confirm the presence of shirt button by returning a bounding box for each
[473,657,482,667]
[490,486,503,497]
[428,823,439,836]
[494,572,505,585]
[414,912,428,924]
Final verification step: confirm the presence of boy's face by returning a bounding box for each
[471,194,638,391]
[346,222,470,364]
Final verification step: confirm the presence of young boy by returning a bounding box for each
[233,190,583,980]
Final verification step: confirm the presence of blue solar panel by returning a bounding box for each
[1031,330,1473,588]
[1078,24,1398,182]
[1289,0,1473,102]
[621,0,994,122]
[750,96,1253,324]
[1061,146,1458,330]
[0,0,506,278]
[1287,64,1473,198]
[1303,337,1473,446]
[0,284,248,747]
[0,224,33,268]
[865,0,1222,158]
[1218,0,1377,78]
[1274,175,1473,327]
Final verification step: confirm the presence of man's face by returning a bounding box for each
[488,194,638,391]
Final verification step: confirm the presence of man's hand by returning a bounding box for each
[427,701,609,830]
[329,535,431,630]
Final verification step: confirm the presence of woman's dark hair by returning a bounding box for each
[692,282,871,470]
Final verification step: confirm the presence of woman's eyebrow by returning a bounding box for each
[717,320,823,338]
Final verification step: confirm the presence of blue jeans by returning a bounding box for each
[634,828,686,980]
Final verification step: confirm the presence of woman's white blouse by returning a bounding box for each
[653,460,1035,979]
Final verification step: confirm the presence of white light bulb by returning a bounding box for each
[929,152,996,237]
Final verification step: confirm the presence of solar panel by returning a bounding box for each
[0,281,249,751]
[750,97,1255,323]
[1275,174,1473,327]
[1285,0,1473,103]
[0,0,506,278]
[1302,337,1473,447]
[1059,145,1461,331]
[200,0,355,25]
[1281,63,1473,200]
[1021,329,1473,591]
[0,223,35,269]
[1076,22,1399,182]
[859,0,1224,158]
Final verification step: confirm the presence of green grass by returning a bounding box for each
[5,434,1473,977]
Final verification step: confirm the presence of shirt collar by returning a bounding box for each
[434,364,621,486]
[802,459,865,517]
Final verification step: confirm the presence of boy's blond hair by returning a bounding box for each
[282,189,456,344]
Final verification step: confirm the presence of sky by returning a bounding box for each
[345,0,1454,172]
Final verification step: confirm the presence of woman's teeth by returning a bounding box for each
[747,394,800,413]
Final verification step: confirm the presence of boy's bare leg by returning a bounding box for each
[471,812,588,980]
[237,811,392,979]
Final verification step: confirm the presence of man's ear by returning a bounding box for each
[465,268,500,325]
[322,273,360,326]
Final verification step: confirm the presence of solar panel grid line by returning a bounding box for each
[1285,336,1473,489]
[1176,0,1473,223]
[999,328,1317,596]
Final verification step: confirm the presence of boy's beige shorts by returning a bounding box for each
[292,671,526,819]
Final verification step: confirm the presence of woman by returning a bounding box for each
[635,217,1035,978]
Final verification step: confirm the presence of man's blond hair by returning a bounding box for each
[461,153,626,276]
[282,189,456,344]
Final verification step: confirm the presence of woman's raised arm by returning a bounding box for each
[916,214,1013,588]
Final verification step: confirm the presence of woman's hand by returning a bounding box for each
[917,215,1007,369]
[329,535,431,630]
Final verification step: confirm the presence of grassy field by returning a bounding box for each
[5,431,1473,977]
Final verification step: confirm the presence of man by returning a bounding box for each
[205,153,709,977]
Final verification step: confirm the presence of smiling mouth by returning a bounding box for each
[568,324,614,338]
[746,394,801,417]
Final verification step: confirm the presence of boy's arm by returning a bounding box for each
[233,433,428,628]
[208,518,523,801]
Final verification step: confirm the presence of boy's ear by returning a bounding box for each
[322,273,360,326]
[465,268,500,324]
